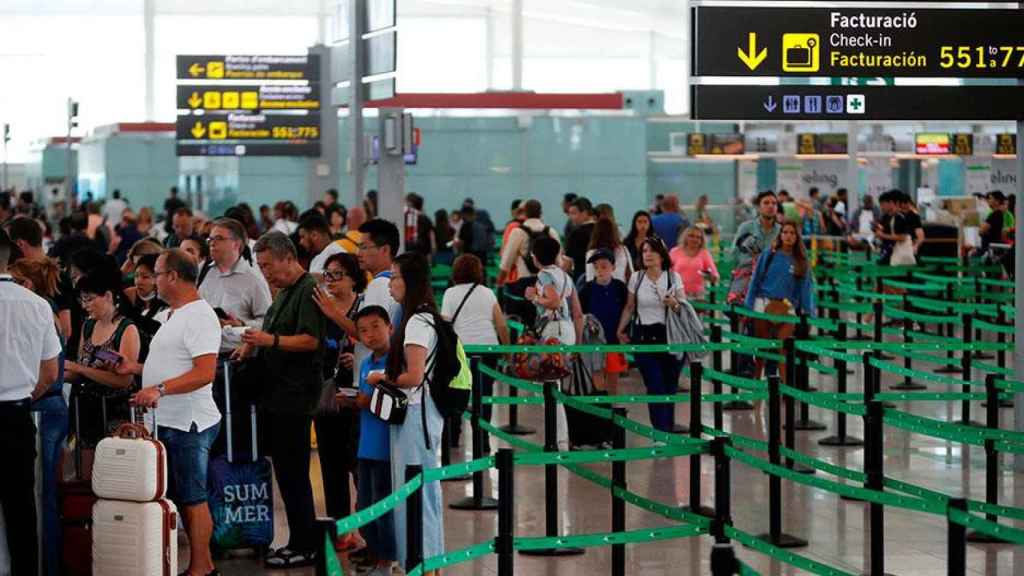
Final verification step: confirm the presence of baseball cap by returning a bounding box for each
[587,248,615,265]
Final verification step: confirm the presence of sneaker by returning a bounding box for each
[264,547,317,568]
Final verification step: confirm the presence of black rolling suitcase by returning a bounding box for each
[564,356,614,448]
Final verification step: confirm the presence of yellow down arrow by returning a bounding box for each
[188,92,201,108]
[737,32,767,71]
[191,121,206,139]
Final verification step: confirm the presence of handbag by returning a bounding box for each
[891,237,916,266]
[369,380,408,424]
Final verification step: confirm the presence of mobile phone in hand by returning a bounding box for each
[214,307,229,320]
[95,349,123,366]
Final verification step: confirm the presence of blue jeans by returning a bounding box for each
[391,400,444,571]
[635,352,681,432]
[158,422,220,506]
[32,395,69,576]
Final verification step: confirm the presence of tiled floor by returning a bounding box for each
[202,353,1023,575]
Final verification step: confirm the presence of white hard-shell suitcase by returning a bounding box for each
[92,498,178,576]
[92,413,167,502]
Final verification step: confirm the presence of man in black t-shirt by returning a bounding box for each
[163,187,186,234]
[898,191,925,255]
[980,190,1007,252]
[564,197,596,281]
[874,190,907,265]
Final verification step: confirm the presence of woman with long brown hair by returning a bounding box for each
[585,216,632,282]
[744,221,817,386]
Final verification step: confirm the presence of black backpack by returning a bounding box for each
[416,308,472,449]
[521,225,552,274]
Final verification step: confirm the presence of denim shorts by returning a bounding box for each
[158,422,220,506]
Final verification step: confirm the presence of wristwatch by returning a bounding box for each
[156,383,167,397]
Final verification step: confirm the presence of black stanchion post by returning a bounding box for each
[712,324,724,430]
[967,375,1008,544]
[450,356,498,505]
[314,518,337,576]
[611,407,627,576]
[793,315,826,431]
[855,276,867,341]
[820,321,864,447]
[499,365,536,436]
[405,465,424,574]
[496,448,515,576]
[891,294,926,391]
[782,338,814,474]
[724,306,753,411]
[873,300,893,361]
[689,362,714,516]
[864,400,890,576]
[947,498,968,576]
[757,374,808,548]
[712,437,732,543]
[936,284,960,374]
[710,543,739,576]
[959,315,982,427]
[519,381,584,557]
[992,307,1014,408]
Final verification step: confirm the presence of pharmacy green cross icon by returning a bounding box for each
[846,94,865,114]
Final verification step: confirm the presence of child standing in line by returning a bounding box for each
[578,249,629,394]
[339,305,396,576]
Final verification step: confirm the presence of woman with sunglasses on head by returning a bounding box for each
[744,221,816,401]
[623,210,656,273]
[311,252,368,553]
[616,237,687,433]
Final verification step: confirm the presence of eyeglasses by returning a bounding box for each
[154,269,172,278]
[358,243,379,252]
[207,235,233,244]
[323,270,346,282]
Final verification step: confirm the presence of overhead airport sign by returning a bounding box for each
[176,84,320,111]
[693,7,1024,78]
[175,113,321,157]
[176,55,320,81]
[175,54,321,157]
[691,85,1024,121]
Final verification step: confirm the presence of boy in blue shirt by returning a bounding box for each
[578,249,629,394]
[338,305,395,576]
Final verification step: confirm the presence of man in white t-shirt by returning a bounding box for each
[298,211,347,277]
[0,229,61,575]
[354,219,402,371]
[120,248,221,576]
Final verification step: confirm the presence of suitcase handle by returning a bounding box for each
[112,422,153,440]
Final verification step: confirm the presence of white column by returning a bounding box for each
[512,0,523,90]
[144,0,155,121]
[485,7,495,90]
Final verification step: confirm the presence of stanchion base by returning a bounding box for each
[806,386,819,393]
[440,474,472,483]
[933,366,962,374]
[818,435,864,447]
[973,352,995,360]
[878,354,896,361]
[982,400,1015,409]
[754,533,808,548]
[966,530,1011,544]
[678,386,690,393]
[858,572,898,576]
[881,401,898,409]
[448,496,499,511]
[669,424,690,434]
[790,419,828,431]
[839,493,865,503]
[956,419,986,428]
[498,424,537,436]
[519,547,586,557]
[723,401,755,411]
[888,382,928,391]
[846,368,856,375]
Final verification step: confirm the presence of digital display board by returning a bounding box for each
[693,7,1024,78]
[915,133,951,155]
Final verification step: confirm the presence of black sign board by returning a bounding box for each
[176,55,320,81]
[176,142,320,157]
[692,85,1024,121]
[693,7,1024,78]
[997,134,1017,155]
[176,84,320,111]
[175,113,320,157]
